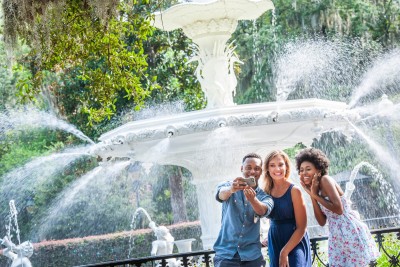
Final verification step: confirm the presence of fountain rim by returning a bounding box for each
[99,98,349,141]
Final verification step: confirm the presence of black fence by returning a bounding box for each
[77,227,400,267]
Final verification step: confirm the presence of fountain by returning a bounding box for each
[0,0,399,265]
[89,0,359,249]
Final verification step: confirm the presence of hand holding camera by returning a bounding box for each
[242,176,256,187]
[235,177,256,187]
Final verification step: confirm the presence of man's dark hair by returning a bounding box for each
[242,152,262,164]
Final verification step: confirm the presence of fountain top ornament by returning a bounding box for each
[153,0,275,108]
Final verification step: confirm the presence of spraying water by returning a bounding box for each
[346,118,400,181]
[6,200,21,245]
[127,207,154,258]
[274,38,367,101]
[142,138,171,162]
[0,147,90,219]
[349,49,400,108]
[0,107,95,144]
[34,160,130,241]
[346,162,399,211]
[1,200,34,267]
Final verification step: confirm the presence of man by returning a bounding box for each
[213,152,274,267]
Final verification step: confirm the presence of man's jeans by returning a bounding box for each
[213,254,266,267]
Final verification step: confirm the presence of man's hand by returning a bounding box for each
[231,177,248,193]
[243,187,256,201]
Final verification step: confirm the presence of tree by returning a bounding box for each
[167,166,188,223]
[3,0,154,124]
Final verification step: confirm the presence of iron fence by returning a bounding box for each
[77,227,400,267]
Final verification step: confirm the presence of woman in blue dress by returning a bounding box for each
[262,150,311,267]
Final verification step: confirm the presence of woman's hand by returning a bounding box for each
[310,174,320,198]
[299,179,312,197]
[279,251,289,267]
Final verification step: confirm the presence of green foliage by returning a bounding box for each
[151,167,174,225]
[14,0,154,125]
[0,45,14,110]
[147,164,198,225]
[0,129,65,178]
[284,143,307,159]
[145,29,205,111]
[375,233,400,266]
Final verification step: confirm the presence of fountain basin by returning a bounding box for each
[93,99,350,162]
[174,238,196,253]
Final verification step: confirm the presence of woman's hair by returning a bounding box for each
[263,150,291,194]
[295,147,329,176]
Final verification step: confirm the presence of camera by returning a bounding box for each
[243,177,256,187]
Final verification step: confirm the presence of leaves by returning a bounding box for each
[13,0,154,125]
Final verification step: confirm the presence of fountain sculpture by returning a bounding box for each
[130,208,195,262]
[0,201,34,267]
[0,236,34,267]
[90,0,358,249]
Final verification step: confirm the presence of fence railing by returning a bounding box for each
[77,226,400,267]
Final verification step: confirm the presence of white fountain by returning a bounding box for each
[90,0,354,249]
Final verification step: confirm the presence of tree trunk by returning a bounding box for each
[168,166,188,223]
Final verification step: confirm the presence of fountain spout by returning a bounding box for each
[148,221,180,267]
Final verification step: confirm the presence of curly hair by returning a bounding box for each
[295,148,330,176]
[263,150,291,194]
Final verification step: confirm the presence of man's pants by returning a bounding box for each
[213,254,266,267]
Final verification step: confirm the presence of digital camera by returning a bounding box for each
[243,177,256,187]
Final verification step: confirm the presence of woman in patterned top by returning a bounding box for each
[295,147,379,267]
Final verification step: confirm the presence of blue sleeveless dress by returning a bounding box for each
[267,184,312,267]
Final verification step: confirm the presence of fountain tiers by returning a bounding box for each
[92,98,352,249]
[153,0,275,109]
